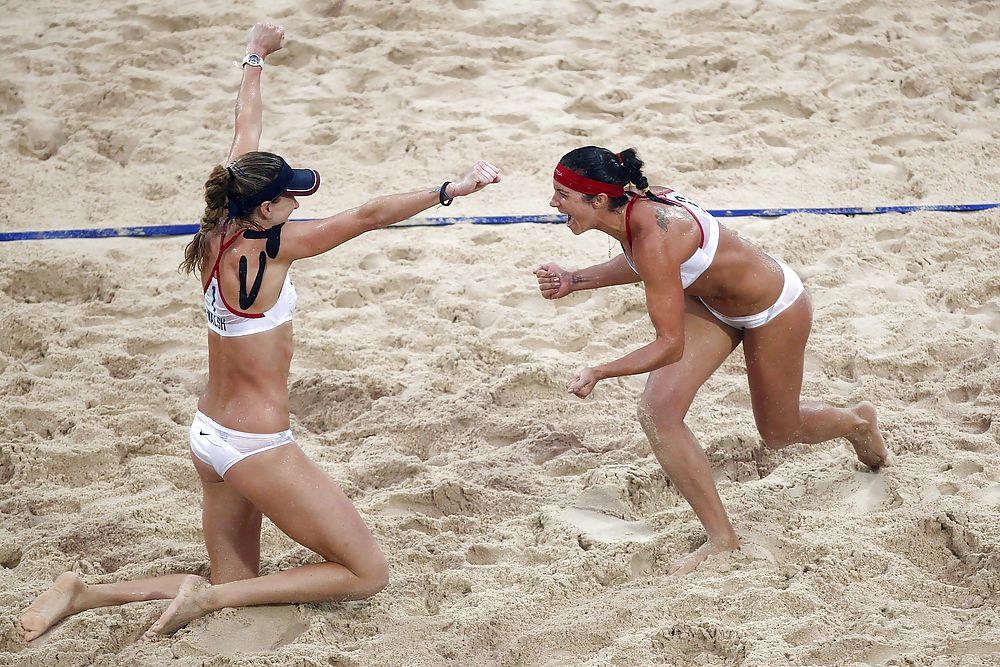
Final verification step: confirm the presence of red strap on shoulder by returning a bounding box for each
[203,229,266,319]
[624,194,640,249]
[202,229,242,293]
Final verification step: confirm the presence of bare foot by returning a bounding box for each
[846,401,889,469]
[140,575,211,641]
[668,537,741,576]
[19,572,89,642]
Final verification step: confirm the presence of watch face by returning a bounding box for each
[244,54,262,67]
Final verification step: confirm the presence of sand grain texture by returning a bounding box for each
[1,1,998,666]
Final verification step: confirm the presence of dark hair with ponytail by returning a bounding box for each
[179,151,285,274]
[558,146,674,209]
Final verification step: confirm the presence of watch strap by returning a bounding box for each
[242,53,264,69]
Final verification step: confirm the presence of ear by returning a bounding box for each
[258,201,274,220]
[591,193,609,209]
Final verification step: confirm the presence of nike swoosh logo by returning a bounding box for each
[199,431,209,436]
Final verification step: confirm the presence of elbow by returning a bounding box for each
[655,337,684,368]
[355,200,385,231]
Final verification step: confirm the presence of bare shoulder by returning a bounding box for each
[633,197,695,236]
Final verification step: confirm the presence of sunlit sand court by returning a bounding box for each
[3,1,999,665]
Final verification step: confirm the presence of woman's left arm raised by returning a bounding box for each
[226,22,286,163]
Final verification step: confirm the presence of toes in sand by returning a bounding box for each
[19,572,88,642]
[140,575,212,642]
[668,538,741,576]
[848,401,889,470]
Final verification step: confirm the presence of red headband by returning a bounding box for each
[553,163,625,198]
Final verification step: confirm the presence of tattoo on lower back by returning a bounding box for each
[654,207,670,232]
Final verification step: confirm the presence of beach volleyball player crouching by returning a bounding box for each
[18,21,500,642]
[534,146,887,575]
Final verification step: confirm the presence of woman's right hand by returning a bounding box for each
[534,264,573,300]
[246,22,286,57]
[448,161,502,198]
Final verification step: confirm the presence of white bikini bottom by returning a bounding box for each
[700,259,804,330]
[189,410,294,477]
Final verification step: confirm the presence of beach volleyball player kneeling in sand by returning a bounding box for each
[19,21,500,642]
[534,146,887,575]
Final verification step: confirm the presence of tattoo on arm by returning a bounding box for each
[654,207,670,233]
[571,275,586,284]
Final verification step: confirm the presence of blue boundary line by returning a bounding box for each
[1,203,996,242]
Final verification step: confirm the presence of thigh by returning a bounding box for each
[642,296,742,420]
[742,291,813,433]
[223,443,383,575]
[191,453,263,583]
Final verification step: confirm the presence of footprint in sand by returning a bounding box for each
[490,366,562,407]
[565,93,626,119]
[557,485,656,546]
[952,461,985,478]
[465,543,502,565]
[921,481,960,501]
[0,540,21,569]
[94,129,140,166]
[471,230,501,246]
[869,154,912,182]
[289,371,397,432]
[740,92,814,119]
[7,407,71,439]
[873,131,945,150]
[651,623,747,664]
[424,574,473,615]
[964,302,1000,334]
[629,548,655,578]
[3,259,116,305]
[874,226,907,253]
[958,415,991,435]
[381,480,482,519]
[101,353,143,380]
[757,131,799,165]
[923,511,989,584]
[169,606,308,658]
[526,430,583,465]
[945,384,983,403]
[971,485,1000,506]
[333,289,365,308]
[790,470,899,514]
[559,507,655,546]
[17,112,67,160]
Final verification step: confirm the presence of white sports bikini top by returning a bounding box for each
[621,190,720,288]
[202,228,296,337]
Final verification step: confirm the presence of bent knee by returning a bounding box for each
[350,551,390,599]
[637,397,687,434]
[364,568,390,598]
